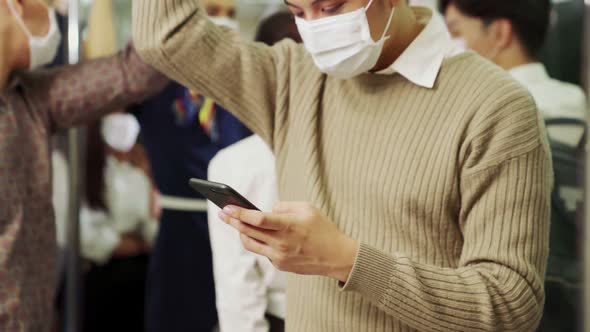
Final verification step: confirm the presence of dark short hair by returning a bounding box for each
[440,0,551,57]
[255,12,302,45]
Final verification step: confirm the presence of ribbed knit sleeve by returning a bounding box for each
[341,90,552,331]
[132,0,293,146]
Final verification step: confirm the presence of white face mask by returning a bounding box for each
[7,0,62,70]
[210,16,240,31]
[101,114,141,153]
[295,0,394,79]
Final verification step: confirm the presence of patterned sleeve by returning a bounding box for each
[36,44,168,132]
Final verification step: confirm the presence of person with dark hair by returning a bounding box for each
[207,11,301,332]
[442,2,587,331]
[441,0,550,59]
[442,0,587,145]
[54,121,158,332]
[254,12,302,46]
[79,115,159,332]
[134,0,553,330]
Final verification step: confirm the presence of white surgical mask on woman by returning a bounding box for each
[101,113,141,153]
[6,0,62,70]
[210,16,240,31]
[295,0,394,79]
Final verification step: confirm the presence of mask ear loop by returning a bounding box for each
[6,0,33,38]
[363,0,395,41]
[379,4,395,40]
[364,0,376,11]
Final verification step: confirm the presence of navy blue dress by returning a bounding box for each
[133,82,251,332]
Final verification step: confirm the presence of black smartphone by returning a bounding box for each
[188,178,260,211]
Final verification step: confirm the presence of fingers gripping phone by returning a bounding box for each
[189,178,260,211]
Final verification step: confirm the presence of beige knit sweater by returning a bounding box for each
[133,2,552,331]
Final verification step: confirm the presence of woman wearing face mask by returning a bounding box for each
[134,0,552,331]
[0,0,166,330]
[79,115,159,332]
[53,114,160,332]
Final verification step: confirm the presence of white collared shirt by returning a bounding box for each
[208,135,287,332]
[52,154,159,264]
[376,7,463,88]
[510,63,588,146]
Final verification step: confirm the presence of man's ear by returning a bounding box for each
[490,18,513,52]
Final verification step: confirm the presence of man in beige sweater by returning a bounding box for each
[133,0,552,331]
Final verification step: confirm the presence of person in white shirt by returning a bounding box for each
[68,113,160,264]
[53,113,160,332]
[442,0,588,146]
[208,135,286,332]
[442,2,586,330]
[207,12,302,331]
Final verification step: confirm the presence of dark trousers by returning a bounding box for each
[83,254,150,332]
[537,280,581,332]
[145,210,218,332]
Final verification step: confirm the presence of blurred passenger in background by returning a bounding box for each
[442,0,588,146]
[207,11,301,332]
[53,115,159,332]
[134,0,251,331]
[443,1,589,331]
[0,0,165,330]
[79,116,159,332]
[54,4,160,331]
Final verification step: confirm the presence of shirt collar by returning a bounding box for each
[508,63,550,86]
[376,7,460,89]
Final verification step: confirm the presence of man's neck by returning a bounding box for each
[372,5,424,72]
[496,48,536,71]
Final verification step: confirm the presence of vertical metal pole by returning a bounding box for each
[583,1,590,331]
[584,0,590,94]
[65,0,81,331]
